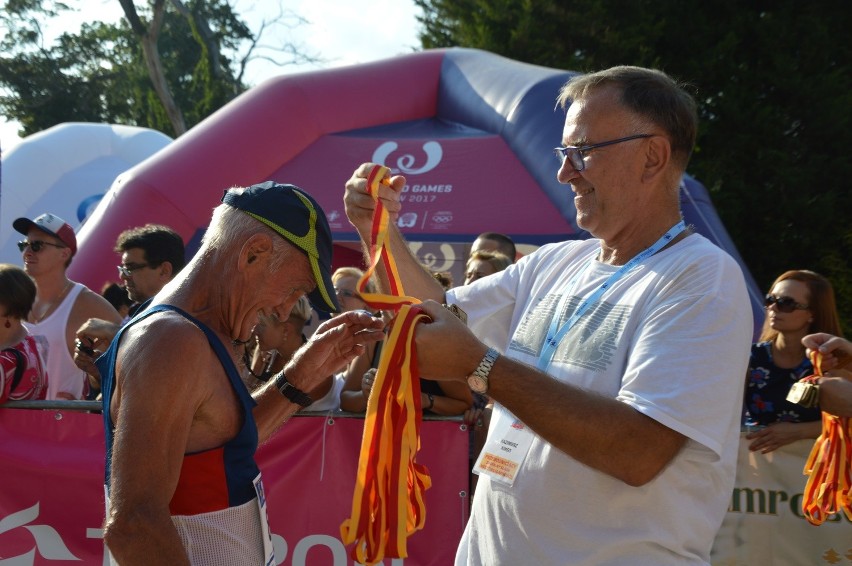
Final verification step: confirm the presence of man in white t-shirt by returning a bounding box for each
[344,66,752,565]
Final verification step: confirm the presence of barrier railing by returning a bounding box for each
[3,402,848,565]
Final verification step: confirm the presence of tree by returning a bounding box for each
[0,0,321,136]
[415,0,852,333]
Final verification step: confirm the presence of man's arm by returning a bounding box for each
[252,310,385,442]
[344,163,446,302]
[103,318,209,564]
[803,333,852,417]
[74,318,123,394]
[803,333,852,372]
[67,290,123,357]
[413,301,685,487]
[817,374,852,417]
[76,317,122,350]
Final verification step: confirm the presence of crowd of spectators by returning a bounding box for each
[2,208,517,418]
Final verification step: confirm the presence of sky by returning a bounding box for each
[0,0,421,151]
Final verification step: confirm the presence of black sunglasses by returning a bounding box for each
[17,240,65,253]
[764,294,808,313]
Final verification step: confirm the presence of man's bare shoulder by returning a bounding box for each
[114,309,239,451]
[119,309,211,363]
[113,310,218,405]
[72,285,124,323]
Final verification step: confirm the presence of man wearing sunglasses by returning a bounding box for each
[344,66,752,565]
[13,213,122,400]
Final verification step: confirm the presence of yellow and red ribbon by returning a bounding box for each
[340,165,431,564]
[801,351,852,525]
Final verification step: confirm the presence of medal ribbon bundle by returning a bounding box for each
[340,165,432,564]
[797,352,852,525]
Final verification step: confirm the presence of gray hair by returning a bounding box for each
[201,191,291,273]
[557,66,697,171]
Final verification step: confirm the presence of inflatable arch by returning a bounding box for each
[67,48,764,333]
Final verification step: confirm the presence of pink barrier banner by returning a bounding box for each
[0,408,470,565]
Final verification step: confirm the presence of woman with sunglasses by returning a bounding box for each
[745,270,844,453]
[0,264,48,403]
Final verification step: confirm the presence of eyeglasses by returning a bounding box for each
[335,288,360,299]
[764,294,809,313]
[117,263,150,277]
[17,240,66,253]
[554,134,654,172]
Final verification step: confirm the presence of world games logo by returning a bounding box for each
[371,141,443,175]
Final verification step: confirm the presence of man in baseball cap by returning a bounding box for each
[98,181,382,563]
[221,181,340,313]
[13,212,122,400]
[13,213,78,257]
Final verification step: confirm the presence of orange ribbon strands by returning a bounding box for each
[340,165,432,564]
[801,351,852,525]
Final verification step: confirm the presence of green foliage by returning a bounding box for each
[416,0,852,334]
[0,21,131,133]
[180,0,251,124]
[0,0,250,137]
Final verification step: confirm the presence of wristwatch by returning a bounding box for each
[275,373,314,408]
[467,348,499,394]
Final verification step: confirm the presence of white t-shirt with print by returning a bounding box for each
[448,234,752,566]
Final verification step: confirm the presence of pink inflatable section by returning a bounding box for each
[70,48,575,289]
[68,47,762,335]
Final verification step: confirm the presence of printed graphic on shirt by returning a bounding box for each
[508,293,632,372]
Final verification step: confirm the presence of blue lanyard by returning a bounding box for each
[536,220,687,370]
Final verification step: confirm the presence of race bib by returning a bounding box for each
[253,473,275,565]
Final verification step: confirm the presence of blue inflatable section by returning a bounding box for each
[435,49,764,335]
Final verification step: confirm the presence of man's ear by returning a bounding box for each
[239,233,274,271]
[158,261,174,280]
[641,135,671,183]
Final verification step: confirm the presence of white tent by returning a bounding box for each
[0,122,171,265]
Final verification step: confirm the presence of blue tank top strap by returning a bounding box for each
[142,304,255,408]
[100,303,258,489]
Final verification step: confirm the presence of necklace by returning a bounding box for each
[243,345,278,382]
[32,280,73,323]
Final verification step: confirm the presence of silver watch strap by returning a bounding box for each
[474,348,500,379]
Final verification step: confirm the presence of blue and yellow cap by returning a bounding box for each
[222,182,340,313]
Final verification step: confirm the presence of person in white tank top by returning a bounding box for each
[13,213,122,400]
